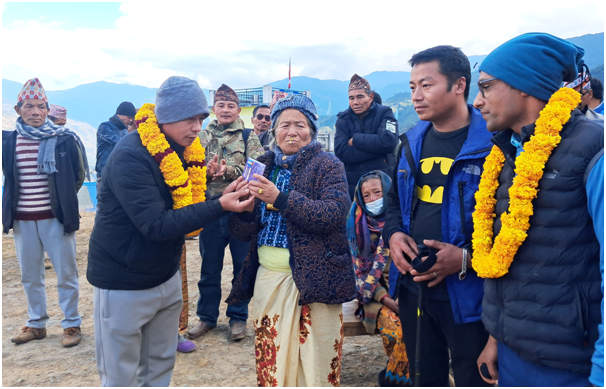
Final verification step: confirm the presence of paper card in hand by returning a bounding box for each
[242,158,266,182]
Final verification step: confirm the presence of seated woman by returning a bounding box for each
[227,95,356,387]
[347,171,411,387]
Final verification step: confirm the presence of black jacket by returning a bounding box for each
[95,115,128,177]
[87,131,226,290]
[482,111,603,375]
[2,130,85,233]
[334,102,399,198]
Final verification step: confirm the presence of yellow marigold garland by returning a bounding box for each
[135,103,207,237]
[471,88,581,278]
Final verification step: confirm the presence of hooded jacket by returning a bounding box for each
[383,105,493,324]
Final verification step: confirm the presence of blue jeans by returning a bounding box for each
[196,213,250,326]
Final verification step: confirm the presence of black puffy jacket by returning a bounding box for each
[87,131,226,290]
[334,102,399,198]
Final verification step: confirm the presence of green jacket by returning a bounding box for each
[199,118,264,196]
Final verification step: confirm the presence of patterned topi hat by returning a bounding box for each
[214,84,239,104]
[349,74,371,91]
[18,78,48,103]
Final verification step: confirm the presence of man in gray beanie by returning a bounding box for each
[87,76,255,386]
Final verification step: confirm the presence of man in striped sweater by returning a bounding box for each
[2,78,87,348]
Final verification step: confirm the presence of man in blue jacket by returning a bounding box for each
[473,33,603,387]
[335,74,399,199]
[383,46,493,386]
[95,101,136,181]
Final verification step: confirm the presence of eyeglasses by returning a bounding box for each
[256,114,271,122]
[478,78,497,98]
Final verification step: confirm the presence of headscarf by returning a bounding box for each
[346,170,392,304]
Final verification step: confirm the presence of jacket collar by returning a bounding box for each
[207,117,245,137]
[110,114,127,130]
[406,104,493,155]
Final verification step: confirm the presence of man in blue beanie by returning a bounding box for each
[87,76,255,386]
[473,32,603,387]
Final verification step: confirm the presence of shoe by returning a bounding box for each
[230,322,247,341]
[186,321,214,339]
[177,339,196,353]
[62,327,82,347]
[11,326,47,344]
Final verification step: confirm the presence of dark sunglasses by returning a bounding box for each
[256,114,271,122]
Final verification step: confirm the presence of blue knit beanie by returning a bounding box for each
[155,76,210,124]
[480,33,585,101]
[271,94,318,133]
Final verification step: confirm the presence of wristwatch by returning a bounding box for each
[459,248,468,281]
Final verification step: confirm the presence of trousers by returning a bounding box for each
[196,213,250,326]
[93,270,182,387]
[398,284,490,387]
[13,218,81,329]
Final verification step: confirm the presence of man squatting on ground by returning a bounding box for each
[86,76,255,387]
[472,32,603,387]
[3,78,90,348]
[383,46,494,386]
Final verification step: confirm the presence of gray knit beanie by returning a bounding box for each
[155,76,210,124]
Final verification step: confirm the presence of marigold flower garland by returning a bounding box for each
[471,88,581,278]
[135,103,207,237]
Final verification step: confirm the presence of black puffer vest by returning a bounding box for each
[482,111,604,375]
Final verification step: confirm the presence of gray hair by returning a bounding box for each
[268,110,317,152]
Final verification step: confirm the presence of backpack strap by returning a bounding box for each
[242,128,252,156]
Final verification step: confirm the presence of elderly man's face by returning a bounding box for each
[348,89,373,116]
[579,87,593,109]
[252,107,271,133]
[15,99,48,127]
[161,113,207,147]
[213,101,241,126]
[275,109,312,155]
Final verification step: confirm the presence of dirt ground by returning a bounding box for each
[2,213,390,387]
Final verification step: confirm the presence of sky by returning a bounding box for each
[2,1,604,91]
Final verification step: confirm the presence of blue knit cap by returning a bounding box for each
[155,76,210,124]
[480,33,585,101]
[271,94,318,132]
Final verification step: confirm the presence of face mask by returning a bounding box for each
[365,197,383,215]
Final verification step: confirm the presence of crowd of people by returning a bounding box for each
[2,32,604,387]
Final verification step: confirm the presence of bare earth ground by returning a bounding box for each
[2,213,388,387]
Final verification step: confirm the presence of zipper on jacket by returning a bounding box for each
[458,182,467,236]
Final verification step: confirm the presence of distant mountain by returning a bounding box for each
[3,32,602,154]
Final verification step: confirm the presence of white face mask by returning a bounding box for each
[365,197,383,215]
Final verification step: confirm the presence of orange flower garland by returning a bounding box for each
[471,88,581,278]
[135,103,207,237]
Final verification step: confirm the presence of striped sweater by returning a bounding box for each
[14,135,54,220]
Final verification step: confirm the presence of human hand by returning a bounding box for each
[219,185,255,213]
[207,155,219,177]
[348,138,353,146]
[382,296,399,315]
[212,159,227,181]
[249,174,281,205]
[410,240,463,287]
[477,336,498,385]
[388,232,417,275]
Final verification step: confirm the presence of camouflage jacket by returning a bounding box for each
[199,118,264,196]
